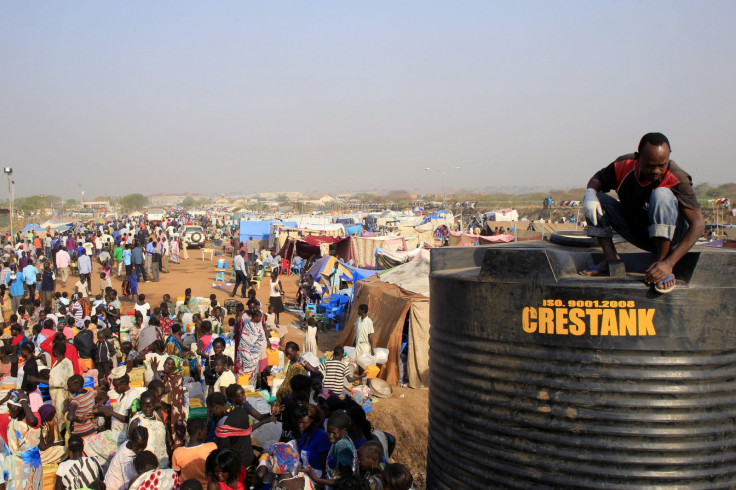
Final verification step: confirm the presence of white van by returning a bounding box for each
[146,208,166,222]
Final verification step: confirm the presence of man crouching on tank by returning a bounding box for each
[579,132,704,294]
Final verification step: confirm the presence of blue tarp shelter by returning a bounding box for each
[307,256,379,285]
[239,220,296,242]
[345,224,363,236]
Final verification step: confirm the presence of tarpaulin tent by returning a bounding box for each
[307,256,354,285]
[351,236,407,268]
[240,220,296,242]
[339,261,378,284]
[345,224,363,236]
[338,275,429,388]
[380,255,430,297]
[376,247,430,270]
[295,235,346,260]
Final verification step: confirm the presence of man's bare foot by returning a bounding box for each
[580,261,608,276]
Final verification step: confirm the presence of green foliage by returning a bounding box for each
[180,196,196,208]
[119,194,149,213]
[13,195,61,215]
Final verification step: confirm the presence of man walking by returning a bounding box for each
[55,246,71,287]
[78,248,93,292]
[231,250,249,298]
[246,236,258,263]
[23,258,40,300]
[132,241,146,282]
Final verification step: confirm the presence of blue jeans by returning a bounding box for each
[587,188,687,253]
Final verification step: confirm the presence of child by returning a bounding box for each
[121,275,131,299]
[162,294,175,316]
[358,441,385,488]
[382,463,414,490]
[121,341,138,364]
[207,294,218,317]
[92,294,104,310]
[99,261,112,296]
[171,418,217,488]
[134,294,151,317]
[0,344,13,379]
[75,276,89,299]
[130,272,139,297]
[53,292,64,313]
[95,330,115,384]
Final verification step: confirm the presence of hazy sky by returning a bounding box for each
[1,1,735,199]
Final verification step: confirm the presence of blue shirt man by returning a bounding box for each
[22,263,39,285]
[123,248,132,266]
[7,271,25,297]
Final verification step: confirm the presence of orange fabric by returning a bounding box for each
[172,442,218,489]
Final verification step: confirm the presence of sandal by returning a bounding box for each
[653,274,676,294]
[579,265,607,276]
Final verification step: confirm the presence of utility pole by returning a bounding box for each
[3,167,13,244]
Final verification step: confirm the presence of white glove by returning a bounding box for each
[583,188,603,226]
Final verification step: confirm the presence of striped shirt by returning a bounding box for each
[57,456,103,490]
[323,359,352,394]
[70,388,97,436]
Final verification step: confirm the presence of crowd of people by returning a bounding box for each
[0,216,414,490]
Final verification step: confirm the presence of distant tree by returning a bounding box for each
[119,193,149,213]
[180,196,196,208]
[276,194,291,205]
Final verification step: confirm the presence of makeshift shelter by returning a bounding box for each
[376,247,430,269]
[307,256,354,285]
[448,232,515,247]
[338,260,430,388]
[484,208,519,221]
[240,220,296,243]
[351,236,408,268]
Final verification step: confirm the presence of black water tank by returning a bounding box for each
[428,242,736,489]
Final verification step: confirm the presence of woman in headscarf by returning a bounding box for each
[37,404,66,465]
[265,442,316,490]
[177,288,198,316]
[233,305,265,390]
[3,390,42,490]
[164,323,185,355]
[150,356,188,452]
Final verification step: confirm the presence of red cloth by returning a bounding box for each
[11,334,24,347]
[0,412,41,446]
[41,338,82,376]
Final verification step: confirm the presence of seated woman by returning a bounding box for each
[38,404,66,465]
[164,323,185,355]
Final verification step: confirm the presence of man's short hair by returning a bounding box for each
[638,132,670,153]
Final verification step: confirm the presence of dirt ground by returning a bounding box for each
[58,248,429,486]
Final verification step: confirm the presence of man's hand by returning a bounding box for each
[645,260,673,285]
[583,188,603,226]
